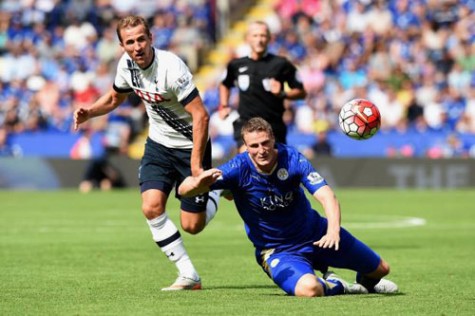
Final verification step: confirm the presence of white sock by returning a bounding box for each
[147,213,199,280]
[205,190,221,225]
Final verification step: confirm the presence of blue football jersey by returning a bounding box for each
[211,144,328,251]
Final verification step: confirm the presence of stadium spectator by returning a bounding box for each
[178,117,398,297]
[72,15,220,291]
[311,130,333,157]
[0,126,18,156]
[219,20,307,152]
[0,0,474,159]
[78,155,126,193]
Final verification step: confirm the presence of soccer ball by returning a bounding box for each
[338,99,381,140]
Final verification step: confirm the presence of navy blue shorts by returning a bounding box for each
[139,137,212,212]
[256,220,381,295]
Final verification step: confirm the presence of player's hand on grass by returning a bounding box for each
[313,232,340,251]
[73,108,90,131]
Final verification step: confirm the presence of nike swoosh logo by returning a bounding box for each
[239,67,248,72]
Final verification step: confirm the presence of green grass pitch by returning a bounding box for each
[1,189,474,315]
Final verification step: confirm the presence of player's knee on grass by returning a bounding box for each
[294,274,324,297]
[367,259,390,279]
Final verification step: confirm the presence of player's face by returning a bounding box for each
[246,24,269,57]
[244,131,277,173]
[119,24,153,69]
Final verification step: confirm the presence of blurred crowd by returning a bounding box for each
[0,0,215,156]
[0,0,474,159]
[206,0,475,159]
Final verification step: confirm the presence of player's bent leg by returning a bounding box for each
[365,258,390,279]
[262,251,348,297]
[180,190,220,234]
[180,211,206,235]
[323,271,368,295]
[357,259,398,294]
[294,274,324,297]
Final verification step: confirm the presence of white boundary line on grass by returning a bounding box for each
[344,217,426,229]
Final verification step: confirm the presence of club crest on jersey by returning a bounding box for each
[277,168,289,180]
[238,75,249,91]
[307,172,324,185]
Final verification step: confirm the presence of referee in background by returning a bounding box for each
[219,20,307,152]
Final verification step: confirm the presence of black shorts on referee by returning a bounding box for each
[139,137,213,213]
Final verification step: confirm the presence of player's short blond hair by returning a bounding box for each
[116,15,151,43]
[241,117,274,141]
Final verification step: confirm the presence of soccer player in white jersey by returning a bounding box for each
[73,15,219,291]
[178,117,398,297]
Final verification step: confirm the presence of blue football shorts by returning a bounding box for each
[256,223,381,295]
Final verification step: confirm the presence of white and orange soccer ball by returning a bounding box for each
[338,99,381,140]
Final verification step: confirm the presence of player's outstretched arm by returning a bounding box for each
[73,89,128,130]
[178,168,222,197]
[312,185,342,250]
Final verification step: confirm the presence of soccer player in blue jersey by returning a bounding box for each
[178,117,398,297]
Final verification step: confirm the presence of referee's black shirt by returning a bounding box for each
[221,53,304,143]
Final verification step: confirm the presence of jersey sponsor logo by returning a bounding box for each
[260,191,294,211]
[307,171,324,185]
[238,66,248,73]
[238,75,249,91]
[277,168,289,180]
[134,89,170,103]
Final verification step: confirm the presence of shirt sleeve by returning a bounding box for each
[210,156,241,191]
[221,60,236,88]
[167,53,196,103]
[113,55,133,92]
[297,151,327,194]
[283,60,304,90]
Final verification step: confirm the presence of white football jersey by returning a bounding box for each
[114,48,197,149]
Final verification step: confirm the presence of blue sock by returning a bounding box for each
[317,277,345,296]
